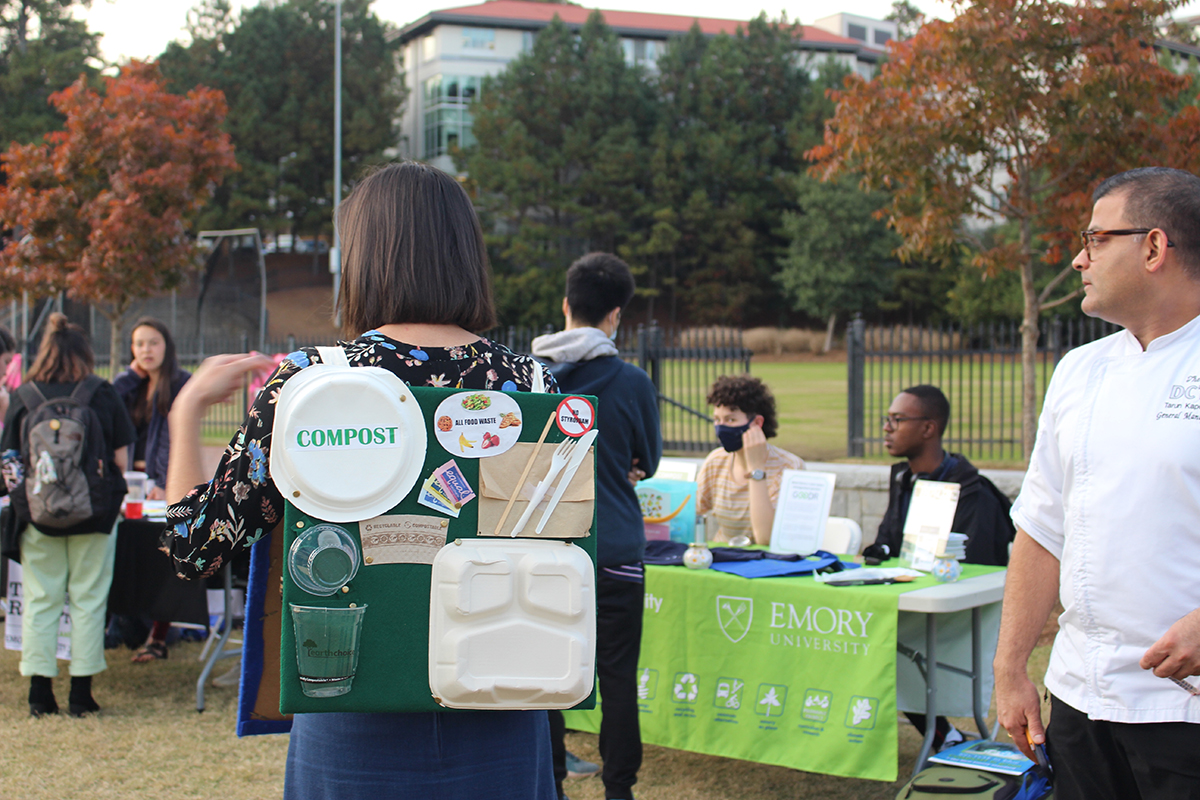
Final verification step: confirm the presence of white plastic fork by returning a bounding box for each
[508,436,579,536]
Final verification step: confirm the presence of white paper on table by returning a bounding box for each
[901,479,961,570]
[768,470,836,555]
[3,559,73,659]
[903,479,960,537]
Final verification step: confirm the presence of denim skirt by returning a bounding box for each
[283,709,555,800]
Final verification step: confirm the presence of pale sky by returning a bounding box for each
[79,0,1200,65]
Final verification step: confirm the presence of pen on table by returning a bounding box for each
[1170,676,1200,696]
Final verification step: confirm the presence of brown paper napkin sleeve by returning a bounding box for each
[478,442,594,538]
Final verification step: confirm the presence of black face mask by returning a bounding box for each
[715,421,752,452]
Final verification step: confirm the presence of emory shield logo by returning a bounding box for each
[716,596,753,643]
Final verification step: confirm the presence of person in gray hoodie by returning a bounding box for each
[532,253,662,800]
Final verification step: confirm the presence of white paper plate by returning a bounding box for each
[271,364,427,522]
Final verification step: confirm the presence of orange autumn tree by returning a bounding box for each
[809,0,1200,458]
[0,60,236,362]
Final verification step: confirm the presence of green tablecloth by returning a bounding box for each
[564,561,1003,783]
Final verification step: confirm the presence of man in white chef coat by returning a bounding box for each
[995,167,1200,799]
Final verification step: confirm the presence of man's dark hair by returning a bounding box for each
[901,384,950,435]
[1093,168,1200,279]
[565,253,635,326]
[706,374,779,439]
[337,161,496,337]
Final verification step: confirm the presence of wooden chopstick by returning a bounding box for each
[493,414,556,536]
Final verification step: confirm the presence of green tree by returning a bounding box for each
[633,16,811,326]
[159,0,403,237]
[462,13,656,327]
[885,1,925,40]
[0,0,100,145]
[777,175,899,349]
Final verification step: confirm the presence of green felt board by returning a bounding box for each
[279,387,598,713]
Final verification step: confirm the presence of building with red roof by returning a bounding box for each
[393,0,894,170]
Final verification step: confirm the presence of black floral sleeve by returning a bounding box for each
[163,333,557,579]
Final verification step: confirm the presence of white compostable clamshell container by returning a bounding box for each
[428,538,596,709]
[271,359,427,522]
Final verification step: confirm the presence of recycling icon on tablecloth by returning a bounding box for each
[673,672,699,703]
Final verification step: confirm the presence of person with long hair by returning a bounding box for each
[164,162,558,799]
[1,313,135,716]
[111,317,190,663]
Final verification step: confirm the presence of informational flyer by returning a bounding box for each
[900,479,961,570]
[768,470,836,555]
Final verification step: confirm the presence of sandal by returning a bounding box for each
[131,641,168,663]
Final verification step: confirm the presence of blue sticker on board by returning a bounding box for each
[501,380,518,392]
[409,349,429,361]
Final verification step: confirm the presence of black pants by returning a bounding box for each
[1048,694,1200,800]
[551,572,644,800]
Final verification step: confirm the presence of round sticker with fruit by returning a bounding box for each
[432,391,523,458]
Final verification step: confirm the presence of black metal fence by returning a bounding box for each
[846,316,1120,462]
[164,323,748,452]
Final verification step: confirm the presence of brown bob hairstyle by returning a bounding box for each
[26,312,95,384]
[337,161,497,337]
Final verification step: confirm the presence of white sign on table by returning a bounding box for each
[900,479,961,570]
[3,559,73,659]
[768,470,836,555]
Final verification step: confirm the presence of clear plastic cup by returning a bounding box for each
[288,524,360,596]
[290,604,368,698]
[123,471,147,519]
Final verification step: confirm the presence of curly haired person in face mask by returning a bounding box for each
[696,375,803,545]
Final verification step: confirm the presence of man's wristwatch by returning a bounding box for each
[748,469,766,481]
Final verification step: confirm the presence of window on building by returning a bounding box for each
[874,29,891,45]
[522,30,535,51]
[422,74,482,158]
[422,34,436,61]
[620,37,663,66]
[462,27,495,49]
[847,23,867,41]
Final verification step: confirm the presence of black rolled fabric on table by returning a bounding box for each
[107,519,208,625]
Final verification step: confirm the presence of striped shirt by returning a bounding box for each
[696,444,804,542]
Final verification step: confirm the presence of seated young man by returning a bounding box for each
[867,384,1015,749]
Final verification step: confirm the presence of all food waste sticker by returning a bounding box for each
[433,391,523,458]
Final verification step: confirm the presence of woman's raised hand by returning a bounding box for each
[177,353,278,413]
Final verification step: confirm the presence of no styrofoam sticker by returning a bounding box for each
[556,396,595,436]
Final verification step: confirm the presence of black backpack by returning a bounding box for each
[10,376,124,536]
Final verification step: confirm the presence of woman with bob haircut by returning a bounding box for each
[2,313,135,717]
[696,374,803,545]
[164,162,558,799]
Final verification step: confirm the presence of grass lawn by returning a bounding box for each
[751,359,850,464]
[0,639,1053,799]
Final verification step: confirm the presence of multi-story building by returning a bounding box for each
[394,0,890,172]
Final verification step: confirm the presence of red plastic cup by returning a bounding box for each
[125,501,143,520]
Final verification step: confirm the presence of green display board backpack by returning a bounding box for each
[271,346,598,715]
[896,765,1053,800]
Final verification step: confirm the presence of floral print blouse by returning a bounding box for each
[163,332,557,579]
